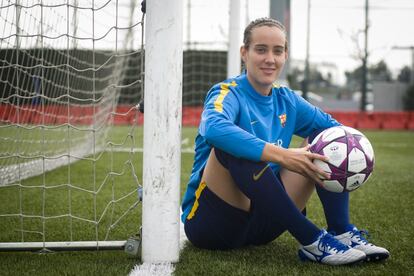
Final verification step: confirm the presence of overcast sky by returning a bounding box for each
[185,0,414,83]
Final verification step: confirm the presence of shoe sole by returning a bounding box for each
[365,253,389,262]
[298,250,365,266]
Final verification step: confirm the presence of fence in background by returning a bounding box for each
[1,104,414,130]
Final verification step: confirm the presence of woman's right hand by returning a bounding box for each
[261,143,330,185]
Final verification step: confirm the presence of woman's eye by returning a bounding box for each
[274,49,284,55]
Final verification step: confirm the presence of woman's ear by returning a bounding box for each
[240,45,247,62]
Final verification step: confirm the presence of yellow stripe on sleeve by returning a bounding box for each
[186,181,207,220]
[213,81,237,113]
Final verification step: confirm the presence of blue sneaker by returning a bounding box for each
[334,226,390,262]
[298,230,366,265]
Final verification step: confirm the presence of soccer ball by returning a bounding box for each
[309,126,374,193]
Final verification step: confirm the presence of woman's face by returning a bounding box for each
[241,25,288,95]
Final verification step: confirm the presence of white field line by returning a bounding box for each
[108,147,195,154]
[109,136,194,154]
[128,217,188,276]
[112,142,412,155]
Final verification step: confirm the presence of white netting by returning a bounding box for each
[0,0,143,248]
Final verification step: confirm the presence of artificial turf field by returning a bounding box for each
[0,127,413,275]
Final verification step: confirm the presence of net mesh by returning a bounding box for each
[0,0,143,246]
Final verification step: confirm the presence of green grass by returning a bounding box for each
[0,127,413,275]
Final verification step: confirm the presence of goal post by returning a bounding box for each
[142,0,183,263]
[227,0,242,78]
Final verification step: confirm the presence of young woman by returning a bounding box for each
[181,18,389,265]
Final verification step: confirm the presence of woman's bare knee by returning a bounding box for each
[280,168,314,211]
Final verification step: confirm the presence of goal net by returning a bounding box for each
[0,0,144,251]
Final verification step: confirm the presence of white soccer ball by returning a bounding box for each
[309,126,375,193]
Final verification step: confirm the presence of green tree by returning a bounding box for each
[287,67,302,90]
[403,85,414,111]
[397,66,412,83]
[287,66,332,91]
[345,60,393,91]
[370,60,393,82]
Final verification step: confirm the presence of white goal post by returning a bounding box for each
[142,0,182,263]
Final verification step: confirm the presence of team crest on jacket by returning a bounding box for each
[279,113,287,127]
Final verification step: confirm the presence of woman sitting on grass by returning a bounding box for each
[181,17,389,265]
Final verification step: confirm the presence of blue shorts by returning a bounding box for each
[184,148,288,250]
[184,183,287,250]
